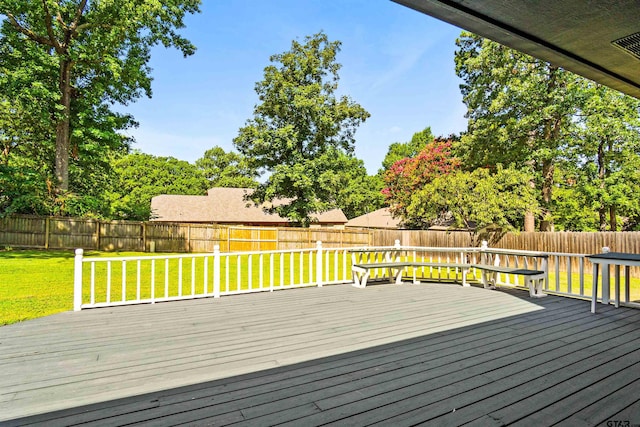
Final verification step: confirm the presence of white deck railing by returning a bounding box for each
[73,241,635,311]
[73,242,353,310]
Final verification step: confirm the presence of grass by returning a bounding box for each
[2,249,639,326]
[0,249,155,326]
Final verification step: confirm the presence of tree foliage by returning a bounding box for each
[566,82,640,231]
[454,31,580,231]
[407,166,538,244]
[0,0,201,199]
[380,127,434,173]
[316,149,384,219]
[195,146,259,189]
[107,152,208,221]
[233,32,370,226]
[382,138,460,228]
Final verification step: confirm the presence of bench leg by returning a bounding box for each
[528,276,547,298]
[389,267,404,285]
[461,268,469,287]
[482,270,497,289]
[352,270,370,288]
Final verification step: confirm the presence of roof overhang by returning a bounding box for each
[392,0,640,99]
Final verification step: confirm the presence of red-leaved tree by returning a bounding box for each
[382,139,460,228]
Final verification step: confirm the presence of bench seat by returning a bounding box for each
[471,264,547,298]
[351,262,413,288]
[351,261,547,298]
[351,262,470,288]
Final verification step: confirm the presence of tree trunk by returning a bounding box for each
[538,65,560,233]
[597,140,607,231]
[540,159,554,232]
[609,206,617,231]
[55,58,72,192]
[524,212,535,232]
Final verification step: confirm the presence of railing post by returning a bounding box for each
[73,248,84,311]
[480,240,488,265]
[316,241,323,287]
[213,245,221,298]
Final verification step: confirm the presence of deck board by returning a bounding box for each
[1,282,639,426]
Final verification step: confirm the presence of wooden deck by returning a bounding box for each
[1,282,639,426]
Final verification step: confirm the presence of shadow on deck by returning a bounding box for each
[1,282,639,426]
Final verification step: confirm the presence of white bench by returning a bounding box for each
[351,262,471,288]
[472,264,547,297]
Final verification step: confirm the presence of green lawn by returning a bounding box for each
[0,250,153,325]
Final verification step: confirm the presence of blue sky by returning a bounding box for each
[123,0,468,174]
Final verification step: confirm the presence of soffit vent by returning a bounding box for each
[612,32,640,60]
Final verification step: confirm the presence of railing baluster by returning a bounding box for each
[225,256,230,294]
[90,262,95,305]
[249,254,253,290]
[290,252,294,286]
[122,260,126,301]
[299,251,303,284]
[554,255,560,292]
[151,259,155,303]
[136,259,141,301]
[269,253,274,292]
[237,255,241,292]
[279,253,284,288]
[567,255,573,294]
[259,253,264,290]
[178,258,183,297]
[343,249,347,282]
[191,257,196,296]
[107,261,111,303]
[203,256,208,295]
[579,257,585,296]
[165,258,169,298]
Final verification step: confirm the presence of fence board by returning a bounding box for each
[2,216,640,264]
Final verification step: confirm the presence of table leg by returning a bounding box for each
[591,263,599,313]
[602,263,610,305]
[625,266,630,303]
[614,265,620,308]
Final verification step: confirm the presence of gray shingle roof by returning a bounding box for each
[151,187,347,225]
[346,208,402,229]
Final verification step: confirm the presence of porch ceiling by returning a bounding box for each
[393,0,640,99]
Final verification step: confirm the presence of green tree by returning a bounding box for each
[195,146,259,189]
[380,127,434,173]
[569,83,640,231]
[407,166,538,244]
[455,31,580,231]
[0,0,201,195]
[317,149,384,219]
[233,32,370,226]
[107,152,207,221]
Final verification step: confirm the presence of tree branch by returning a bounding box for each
[41,0,63,51]
[5,12,56,47]
[68,0,88,33]
[56,10,68,30]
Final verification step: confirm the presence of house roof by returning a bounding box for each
[394,0,640,99]
[150,187,348,225]
[346,208,402,229]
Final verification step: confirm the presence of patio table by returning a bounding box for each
[588,251,640,313]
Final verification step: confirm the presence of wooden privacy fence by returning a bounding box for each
[0,215,372,253]
[2,215,640,258]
